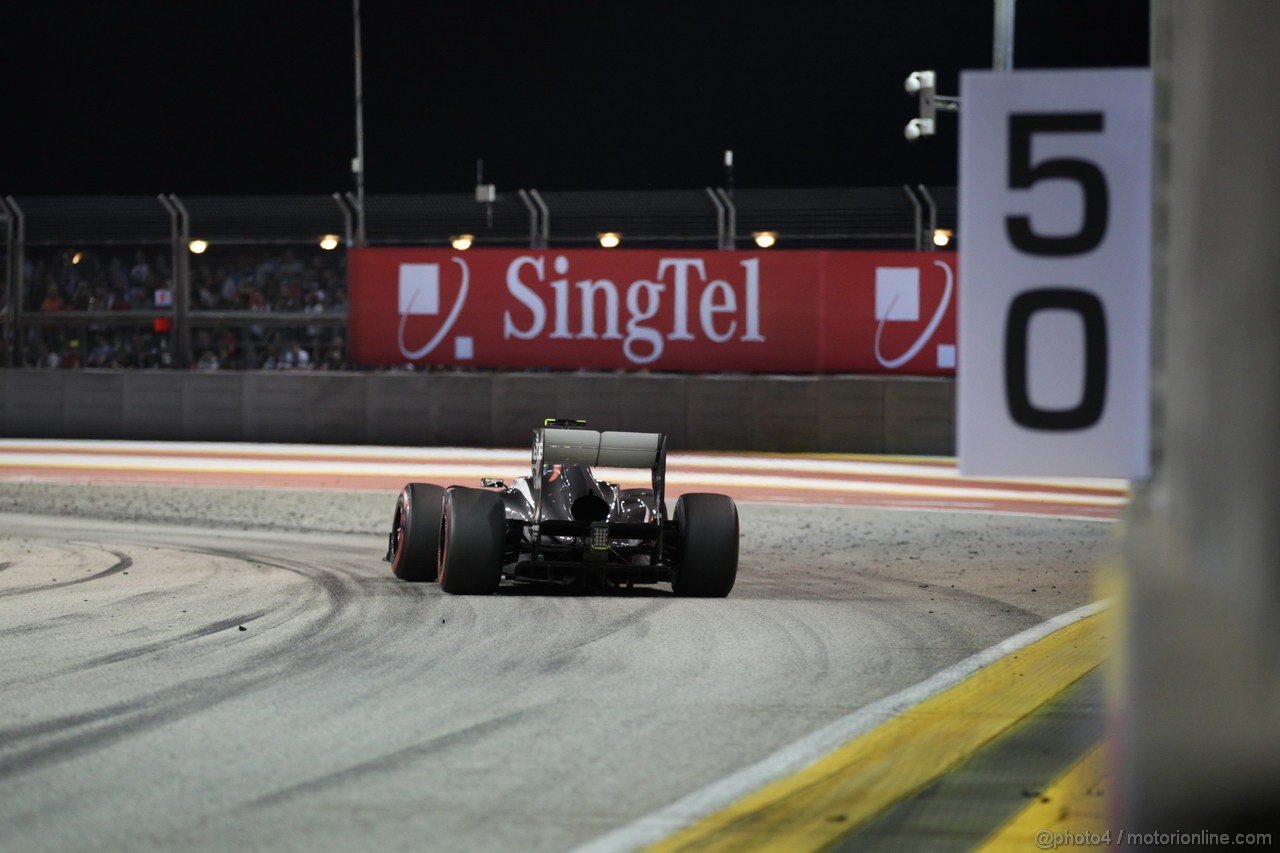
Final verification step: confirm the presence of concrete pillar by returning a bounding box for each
[1126,0,1280,834]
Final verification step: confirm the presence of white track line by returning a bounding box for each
[0,440,1127,492]
[571,600,1110,853]
[749,500,1120,524]
[0,453,1125,507]
[0,439,532,462]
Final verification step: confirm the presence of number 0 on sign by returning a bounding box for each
[958,69,1152,478]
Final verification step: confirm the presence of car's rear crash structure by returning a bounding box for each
[385,420,739,596]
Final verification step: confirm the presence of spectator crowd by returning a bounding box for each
[16,245,349,370]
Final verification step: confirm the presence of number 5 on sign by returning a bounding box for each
[958,69,1152,478]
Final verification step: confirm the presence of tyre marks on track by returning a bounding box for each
[244,708,532,811]
[537,600,673,672]
[69,610,274,672]
[0,548,132,599]
[0,544,364,784]
[179,545,357,650]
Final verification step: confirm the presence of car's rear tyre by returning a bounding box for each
[439,487,505,595]
[390,483,446,582]
[671,493,739,597]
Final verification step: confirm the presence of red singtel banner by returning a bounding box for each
[348,249,956,375]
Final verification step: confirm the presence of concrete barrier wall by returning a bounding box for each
[0,369,955,454]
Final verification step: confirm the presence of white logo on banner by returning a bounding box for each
[500,255,765,365]
[398,264,440,315]
[875,267,921,322]
[873,259,954,369]
[397,258,472,360]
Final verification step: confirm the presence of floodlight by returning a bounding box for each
[905,118,935,140]
[451,234,474,251]
[752,231,778,249]
[188,239,209,254]
[598,232,621,248]
[904,70,935,94]
[904,69,948,142]
[319,234,341,251]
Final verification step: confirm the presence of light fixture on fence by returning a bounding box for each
[598,232,621,248]
[188,239,209,254]
[752,231,778,249]
[71,251,84,265]
[451,234,474,251]
[932,228,953,247]
[319,234,341,251]
[902,69,957,140]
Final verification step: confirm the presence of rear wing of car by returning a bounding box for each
[539,428,664,469]
[531,422,669,524]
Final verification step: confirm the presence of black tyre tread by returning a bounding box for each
[672,493,739,597]
[439,487,505,595]
[391,483,446,582]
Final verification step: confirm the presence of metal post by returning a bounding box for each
[353,0,367,245]
[13,198,23,367]
[916,184,938,251]
[993,0,1016,70]
[903,185,923,252]
[2,197,23,366]
[343,192,364,246]
[477,158,494,229]
[1,198,9,366]
[714,188,736,250]
[517,190,539,250]
[160,194,191,369]
[332,192,354,247]
[157,194,180,366]
[705,187,727,250]
[528,189,550,249]
[332,194,355,338]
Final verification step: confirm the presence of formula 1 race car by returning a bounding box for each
[385,419,738,596]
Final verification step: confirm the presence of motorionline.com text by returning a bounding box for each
[1035,830,1271,849]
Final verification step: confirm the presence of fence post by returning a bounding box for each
[159,194,191,369]
[517,190,539,249]
[332,193,354,247]
[705,187,726,250]
[2,197,23,366]
[903,185,923,251]
[528,189,550,249]
[714,188,736,250]
[916,184,937,251]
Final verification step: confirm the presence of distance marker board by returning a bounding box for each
[959,69,1152,479]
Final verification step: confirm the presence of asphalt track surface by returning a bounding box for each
[0,443,1121,852]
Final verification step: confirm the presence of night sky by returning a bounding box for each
[5,0,1148,197]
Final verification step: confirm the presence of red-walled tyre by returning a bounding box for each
[439,487,505,595]
[389,483,445,582]
[671,493,739,597]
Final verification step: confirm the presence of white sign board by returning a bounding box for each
[959,69,1152,478]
